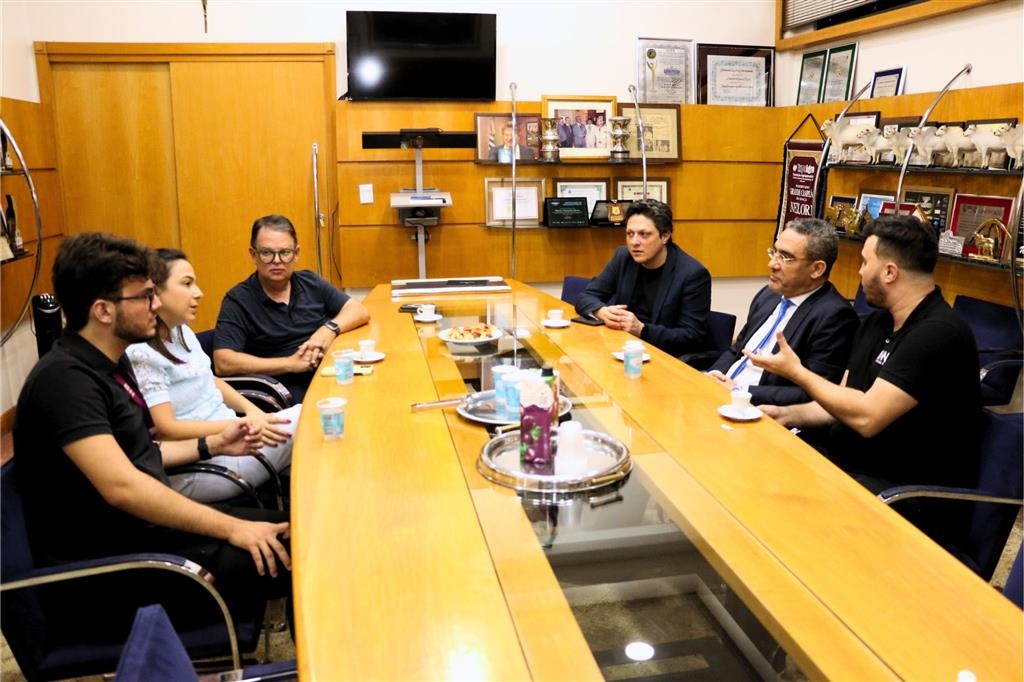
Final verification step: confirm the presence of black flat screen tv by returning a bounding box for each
[345,11,496,101]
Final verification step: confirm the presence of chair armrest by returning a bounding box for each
[168,462,264,508]
[222,375,294,412]
[1,553,242,669]
[250,453,285,511]
[878,485,1024,507]
[980,357,1024,381]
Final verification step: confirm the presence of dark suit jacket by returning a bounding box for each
[575,243,711,356]
[709,281,859,405]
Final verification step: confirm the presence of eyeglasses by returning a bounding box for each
[767,247,812,264]
[111,288,157,304]
[253,248,297,264]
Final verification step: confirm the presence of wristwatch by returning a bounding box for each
[322,319,341,335]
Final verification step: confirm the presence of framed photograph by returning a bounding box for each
[950,194,1014,245]
[962,118,1019,169]
[797,49,827,105]
[856,190,895,220]
[615,177,671,203]
[616,102,681,161]
[636,37,696,104]
[697,43,774,106]
[870,67,906,98]
[484,177,546,228]
[474,113,540,164]
[901,185,955,233]
[822,43,858,103]
[541,95,617,159]
[554,178,609,217]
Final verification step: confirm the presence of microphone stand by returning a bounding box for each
[509,82,518,280]
[628,84,648,197]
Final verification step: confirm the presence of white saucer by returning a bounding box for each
[717,404,762,422]
[354,351,386,363]
[414,313,442,323]
[542,318,571,328]
[611,351,651,362]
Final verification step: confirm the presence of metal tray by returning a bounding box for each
[456,389,572,426]
[478,428,631,494]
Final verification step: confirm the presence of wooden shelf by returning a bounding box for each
[826,162,1023,178]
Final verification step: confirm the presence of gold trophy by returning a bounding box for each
[608,116,632,162]
[539,117,560,163]
[967,218,1011,264]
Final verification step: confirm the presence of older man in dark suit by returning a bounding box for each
[575,199,711,356]
[706,218,858,405]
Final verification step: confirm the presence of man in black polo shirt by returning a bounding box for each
[213,214,369,402]
[14,232,291,631]
[747,215,981,548]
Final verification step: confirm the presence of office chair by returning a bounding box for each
[115,604,296,682]
[878,409,1024,581]
[851,284,872,318]
[952,295,1023,406]
[560,276,591,306]
[679,310,737,371]
[0,461,266,681]
[195,329,295,413]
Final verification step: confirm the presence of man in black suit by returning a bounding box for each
[575,199,710,356]
[706,218,858,405]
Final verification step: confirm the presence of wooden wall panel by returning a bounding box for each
[0,98,57,170]
[676,220,778,277]
[676,162,781,221]
[1,235,62,330]
[170,60,332,330]
[50,63,179,248]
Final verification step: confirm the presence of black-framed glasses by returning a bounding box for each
[253,248,297,264]
[767,247,812,264]
[110,288,157,304]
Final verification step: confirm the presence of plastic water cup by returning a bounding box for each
[491,365,518,416]
[316,397,347,440]
[503,371,528,421]
[332,350,355,385]
[623,341,644,379]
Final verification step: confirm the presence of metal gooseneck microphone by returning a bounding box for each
[628,84,648,198]
[509,81,518,280]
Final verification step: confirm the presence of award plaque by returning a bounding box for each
[543,197,590,227]
[591,200,632,227]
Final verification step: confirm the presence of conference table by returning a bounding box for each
[291,280,1022,681]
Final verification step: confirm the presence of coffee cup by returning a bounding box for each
[730,390,753,412]
[358,339,376,357]
[316,397,347,440]
[547,309,564,322]
[416,304,436,318]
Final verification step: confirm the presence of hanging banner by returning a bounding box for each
[777,139,824,236]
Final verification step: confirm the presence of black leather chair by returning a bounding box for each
[114,604,296,682]
[878,409,1024,581]
[195,329,294,413]
[679,310,737,371]
[560,275,591,306]
[0,461,266,681]
[952,295,1023,406]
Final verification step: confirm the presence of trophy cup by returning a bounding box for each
[539,117,560,163]
[608,116,631,162]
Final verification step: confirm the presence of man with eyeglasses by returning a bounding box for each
[575,199,711,356]
[706,218,858,405]
[746,215,981,548]
[214,214,369,402]
[13,232,292,637]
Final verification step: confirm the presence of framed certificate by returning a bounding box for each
[697,43,774,106]
[797,50,827,105]
[554,178,609,218]
[484,178,545,228]
[822,44,858,103]
[615,177,670,203]
[870,67,906,98]
[950,194,1014,243]
[616,103,681,161]
[636,37,696,104]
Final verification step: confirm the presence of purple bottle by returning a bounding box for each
[519,374,555,473]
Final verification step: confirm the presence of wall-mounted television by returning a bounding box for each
[345,11,497,101]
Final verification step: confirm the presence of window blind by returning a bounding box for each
[782,0,878,31]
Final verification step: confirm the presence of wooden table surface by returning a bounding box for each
[291,280,1023,681]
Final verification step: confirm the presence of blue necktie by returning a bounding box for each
[729,298,792,379]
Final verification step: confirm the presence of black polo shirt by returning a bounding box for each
[214,270,349,400]
[13,331,170,565]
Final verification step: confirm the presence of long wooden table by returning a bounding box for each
[292,280,1023,681]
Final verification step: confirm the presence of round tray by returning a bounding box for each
[457,389,573,426]
[478,428,631,494]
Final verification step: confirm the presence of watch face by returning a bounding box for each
[324,321,340,333]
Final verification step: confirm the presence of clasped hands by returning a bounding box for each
[597,305,644,336]
[284,327,338,372]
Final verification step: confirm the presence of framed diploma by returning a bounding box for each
[822,43,858,103]
[615,177,670,203]
[484,178,545,228]
[950,194,1014,254]
[870,67,906,98]
[636,37,696,104]
[797,50,826,105]
[697,43,774,106]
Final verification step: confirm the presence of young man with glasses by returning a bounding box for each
[706,218,859,405]
[13,232,291,634]
[213,214,369,402]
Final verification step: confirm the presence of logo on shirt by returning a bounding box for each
[875,349,890,366]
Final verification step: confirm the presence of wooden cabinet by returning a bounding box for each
[35,43,338,330]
